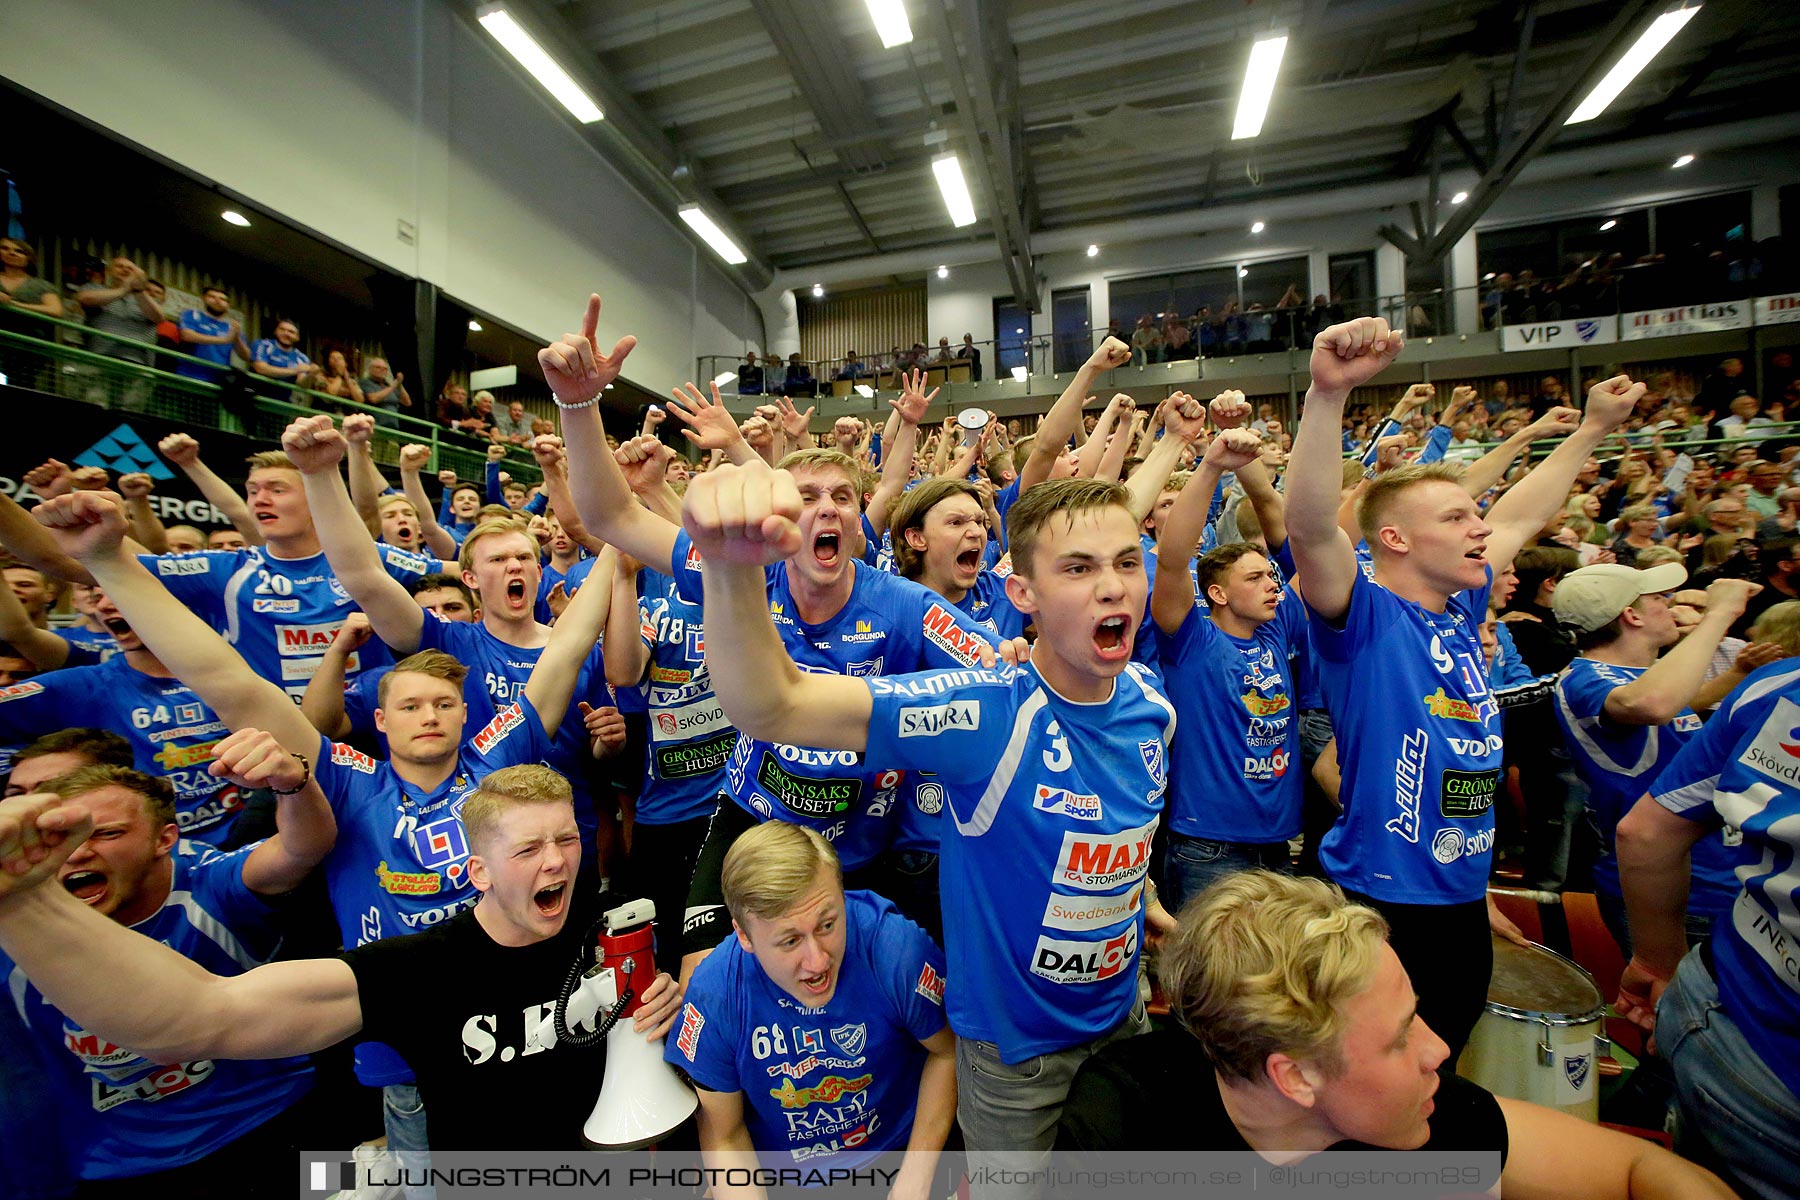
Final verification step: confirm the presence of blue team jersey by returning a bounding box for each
[1308,567,1499,904]
[635,572,733,825]
[1651,659,1800,1101]
[143,545,434,700]
[414,616,610,848]
[0,659,243,844]
[862,661,1173,1062]
[1160,590,1307,843]
[342,664,388,749]
[176,310,233,377]
[248,338,308,372]
[560,558,645,714]
[55,626,118,661]
[954,568,1028,641]
[668,891,946,1168]
[2,842,312,1179]
[312,699,553,1084]
[670,530,998,870]
[992,478,1021,547]
[1554,657,1741,909]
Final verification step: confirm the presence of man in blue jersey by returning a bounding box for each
[0,730,336,1189]
[0,578,251,844]
[543,294,1000,982]
[678,454,1188,1187]
[1615,657,1800,1200]
[1551,563,1760,955]
[175,284,249,382]
[283,413,620,863]
[0,768,682,1164]
[887,479,1028,641]
[33,484,617,1173]
[1285,315,1646,1060]
[669,823,953,1191]
[1150,425,1304,909]
[131,448,435,700]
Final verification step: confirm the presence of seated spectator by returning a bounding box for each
[174,285,249,383]
[1129,314,1161,364]
[960,333,982,381]
[76,256,162,366]
[736,351,764,396]
[1714,394,1775,440]
[833,351,866,380]
[357,357,410,426]
[490,399,532,446]
[314,350,364,407]
[451,390,495,439]
[0,237,62,325]
[780,352,816,397]
[249,319,320,391]
[932,336,957,363]
[1054,873,1735,1199]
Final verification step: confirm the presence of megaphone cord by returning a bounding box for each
[553,924,635,1047]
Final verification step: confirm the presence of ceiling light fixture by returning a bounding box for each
[1566,6,1702,125]
[477,7,604,124]
[1238,267,1249,278]
[1250,221,1266,234]
[678,204,748,264]
[1672,153,1695,168]
[1600,219,1618,231]
[220,210,250,227]
[1086,244,1099,257]
[863,0,913,48]
[811,283,825,298]
[932,154,977,227]
[1450,191,1469,205]
[1232,34,1288,140]
[468,320,483,332]
[936,265,949,279]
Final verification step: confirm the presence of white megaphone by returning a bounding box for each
[533,898,698,1150]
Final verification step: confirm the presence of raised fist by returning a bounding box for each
[531,434,566,472]
[70,467,111,492]
[1205,427,1264,472]
[0,792,94,901]
[1583,375,1648,432]
[681,458,802,568]
[1088,337,1131,371]
[116,473,154,501]
[158,433,201,467]
[437,468,458,488]
[1309,319,1403,396]
[1209,389,1250,430]
[207,728,310,793]
[32,490,130,559]
[22,459,74,499]
[398,444,431,473]
[486,442,507,464]
[342,413,376,447]
[281,415,348,475]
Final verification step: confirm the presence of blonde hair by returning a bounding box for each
[1006,477,1131,577]
[245,450,297,473]
[1632,545,1684,568]
[1354,461,1467,547]
[1749,600,1800,656]
[1159,871,1389,1082]
[1618,503,1658,524]
[377,494,418,517]
[888,478,982,580]
[377,649,469,707]
[777,447,861,498]
[458,518,534,574]
[47,764,176,828]
[461,764,572,851]
[722,822,842,927]
[1160,469,1192,496]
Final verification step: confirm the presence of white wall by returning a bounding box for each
[0,0,762,388]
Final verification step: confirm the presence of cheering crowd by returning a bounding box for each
[0,296,1794,1200]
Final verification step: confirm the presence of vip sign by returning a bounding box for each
[1499,318,1617,351]
[1755,293,1800,326]
[1620,301,1749,341]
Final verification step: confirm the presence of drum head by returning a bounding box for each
[1487,934,1603,1015]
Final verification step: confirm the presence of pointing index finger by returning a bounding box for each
[580,294,601,347]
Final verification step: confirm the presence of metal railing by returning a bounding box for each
[703,258,1800,396]
[0,309,543,486]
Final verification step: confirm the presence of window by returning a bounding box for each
[1051,286,1090,373]
[1328,252,1375,316]
[993,298,1032,376]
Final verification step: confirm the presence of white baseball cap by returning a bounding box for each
[1552,562,1688,633]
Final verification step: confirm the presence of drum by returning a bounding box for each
[1457,934,1609,1121]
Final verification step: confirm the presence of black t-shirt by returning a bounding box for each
[1054,1027,1508,1160]
[343,891,605,1150]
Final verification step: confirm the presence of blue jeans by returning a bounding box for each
[382,1083,436,1200]
[1658,948,1800,1200]
[1163,833,1291,915]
